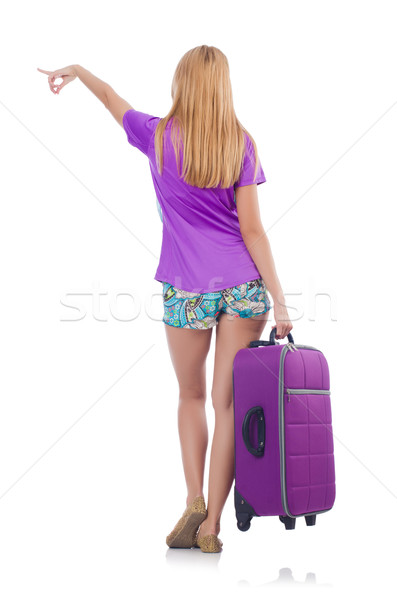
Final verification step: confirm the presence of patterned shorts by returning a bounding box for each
[162,278,272,329]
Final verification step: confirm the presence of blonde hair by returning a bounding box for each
[154,45,261,189]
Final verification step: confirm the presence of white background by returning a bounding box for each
[0,0,395,598]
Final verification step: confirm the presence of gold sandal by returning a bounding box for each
[166,496,207,548]
[194,531,223,553]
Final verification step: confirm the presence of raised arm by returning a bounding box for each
[37,64,134,127]
[73,65,134,126]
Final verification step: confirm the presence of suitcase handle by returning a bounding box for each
[242,407,265,457]
[269,329,294,345]
[249,330,295,348]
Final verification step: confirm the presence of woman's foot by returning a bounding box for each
[186,494,204,507]
[194,519,223,552]
[166,496,207,548]
[195,518,221,543]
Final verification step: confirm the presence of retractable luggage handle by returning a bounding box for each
[249,329,295,348]
[242,406,265,456]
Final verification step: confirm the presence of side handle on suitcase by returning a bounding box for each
[242,407,265,457]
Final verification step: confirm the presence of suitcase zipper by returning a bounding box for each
[279,343,333,519]
[285,388,331,402]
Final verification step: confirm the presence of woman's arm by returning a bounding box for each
[74,65,133,126]
[73,64,109,106]
[243,228,293,338]
[236,183,293,338]
[242,227,285,304]
[37,64,133,127]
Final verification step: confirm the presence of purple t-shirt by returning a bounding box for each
[123,109,266,293]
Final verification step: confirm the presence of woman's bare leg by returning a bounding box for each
[164,324,213,506]
[197,311,270,538]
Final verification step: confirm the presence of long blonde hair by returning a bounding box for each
[154,45,261,189]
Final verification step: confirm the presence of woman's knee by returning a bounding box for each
[179,385,207,403]
[211,386,233,411]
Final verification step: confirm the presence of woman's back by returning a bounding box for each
[123,109,267,293]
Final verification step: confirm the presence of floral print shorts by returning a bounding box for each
[162,278,272,329]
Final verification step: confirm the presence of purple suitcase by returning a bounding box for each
[232,329,336,531]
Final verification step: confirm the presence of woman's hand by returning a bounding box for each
[271,299,293,340]
[37,65,77,95]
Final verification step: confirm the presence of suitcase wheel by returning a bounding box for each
[279,515,296,529]
[305,514,316,526]
[236,514,252,531]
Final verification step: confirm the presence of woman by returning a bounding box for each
[38,45,292,553]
